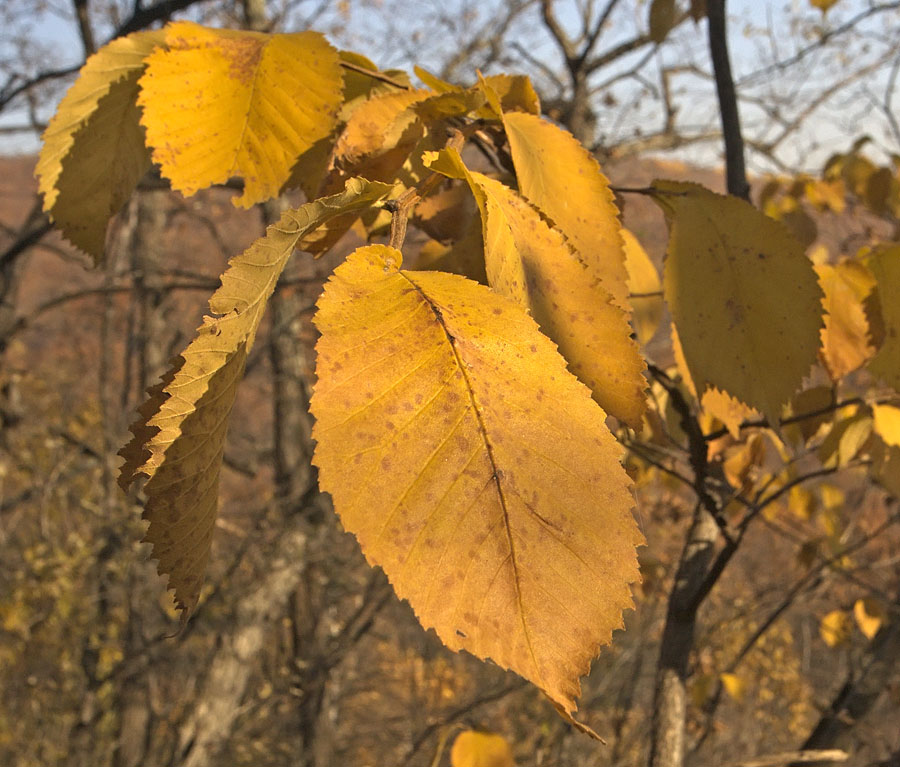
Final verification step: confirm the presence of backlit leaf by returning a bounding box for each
[809,0,840,13]
[450,731,515,767]
[719,672,746,702]
[818,411,872,468]
[866,245,900,391]
[622,228,663,345]
[334,89,429,166]
[500,112,629,308]
[36,30,164,262]
[723,433,765,494]
[427,148,646,428]
[816,260,877,379]
[702,388,759,439]
[310,245,642,727]
[652,180,823,423]
[820,609,852,647]
[119,179,394,615]
[872,404,900,447]
[853,598,885,640]
[138,22,343,207]
[414,66,540,117]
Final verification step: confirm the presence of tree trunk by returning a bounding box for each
[174,515,312,767]
[649,506,721,767]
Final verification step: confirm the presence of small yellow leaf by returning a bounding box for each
[702,388,759,439]
[450,731,515,767]
[427,148,647,428]
[820,483,845,510]
[652,180,823,424]
[622,228,663,345]
[873,403,900,448]
[415,66,540,118]
[500,112,629,308]
[809,0,840,12]
[334,89,429,165]
[119,179,395,615]
[310,245,642,727]
[36,30,165,261]
[649,0,677,43]
[816,260,878,379]
[818,414,873,468]
[788,485,817,520]
[820,610,852,647]
[853,598,885,640]
[138,22,343,207]
[723,433,765,494]
[719,672,746,702]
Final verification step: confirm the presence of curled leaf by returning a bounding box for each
[119,179,395,615]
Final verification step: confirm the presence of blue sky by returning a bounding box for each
[2,0,896,173]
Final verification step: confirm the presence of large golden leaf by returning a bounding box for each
[36,30,164,261]
[427,148,646,428]
[816,259,878,379]
[653,180,823,423]
[499,112,629,307]
[119,179,395,615]
[311,245,641,727]
[138,22,343,207]
[866,245,900,391]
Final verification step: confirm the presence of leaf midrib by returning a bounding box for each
[401,269,545,689]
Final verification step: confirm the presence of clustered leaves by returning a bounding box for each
[37,20,900,732]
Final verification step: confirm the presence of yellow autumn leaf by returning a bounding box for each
[427,148,647,429]
[818,412,873,468]
[499,112,629,308]
[809,0,840,12]
[118,179,395,615]
[310,245,642,729]
[413,183,476,243]
[872,404,900,447]
[788,485,817,520]
[412,216,488,284]
[702,388,759,439]
[866,246,900,391]
[649,0,677,43]
[853,598,885,640]
[820,609,852,647]
[415,66,540,118]
[719,672,746,702]
[652,180,823,424]
[450,731,515,767]
[138,22,343,207]
[816,260,878,379]
[622,228,663,345]
[723,433,765,494]
[36,29,164,261]
[333,89,430,166]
